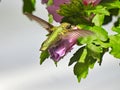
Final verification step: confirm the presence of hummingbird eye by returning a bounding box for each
[66,24,72,29]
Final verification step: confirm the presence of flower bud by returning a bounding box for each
[83,0,101,6]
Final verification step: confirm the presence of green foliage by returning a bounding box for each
[23,0,36,13]
[22,0,120,82]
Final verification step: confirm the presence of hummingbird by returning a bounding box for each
[25,13,93,61]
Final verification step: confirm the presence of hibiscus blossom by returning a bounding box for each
[42,0,70,22]
[48,28,93,61]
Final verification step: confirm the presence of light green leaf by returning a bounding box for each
[109,34,120,58]
[48,14,53,23]
[92,14,105,26]
[78,35,96,45]
[86,5,110,16]
[90,26,108,41]
[78,48,87,63]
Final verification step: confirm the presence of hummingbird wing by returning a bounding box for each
[63,29,94,40]
[24,13,54,33]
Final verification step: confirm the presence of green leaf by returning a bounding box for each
[87,44,103,63]
[78,35,96,45]
[86,5,110,16]
[90,26,108,41]
[69,46,85,66]
[74,62,89,82]
[109,8,119,16]
[88,56,96,69]
[92,14,105,26]
[40,50,49,64]
[112,26,120,34]
[74,56,96,82]
[23,0,36,13]
[78,48,87,63]
[103,15,112,25]
[109,34,120,58]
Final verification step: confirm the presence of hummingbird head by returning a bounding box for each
[60,23,72,30]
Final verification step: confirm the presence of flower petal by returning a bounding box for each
[47,5,63,22]
[54,0,70,6]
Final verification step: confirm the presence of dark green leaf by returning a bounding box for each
[74,55,96,82]
[40,50,49,64]
[69,46,85,66]
[112,26,120,34]
[23,0,36,13]
[101,0,120,10]
[103,15,112,25]
[109,8,119,16]
[114,17,120,27]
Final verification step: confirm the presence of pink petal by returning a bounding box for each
[47,5,63,22]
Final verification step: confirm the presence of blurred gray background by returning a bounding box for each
[0,0,120,90]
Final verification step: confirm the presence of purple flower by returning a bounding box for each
[83,0,101,6]
[53,0,70,6]
[46,0,70,22]
[48,28,93,61]
[47,5,63,22]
